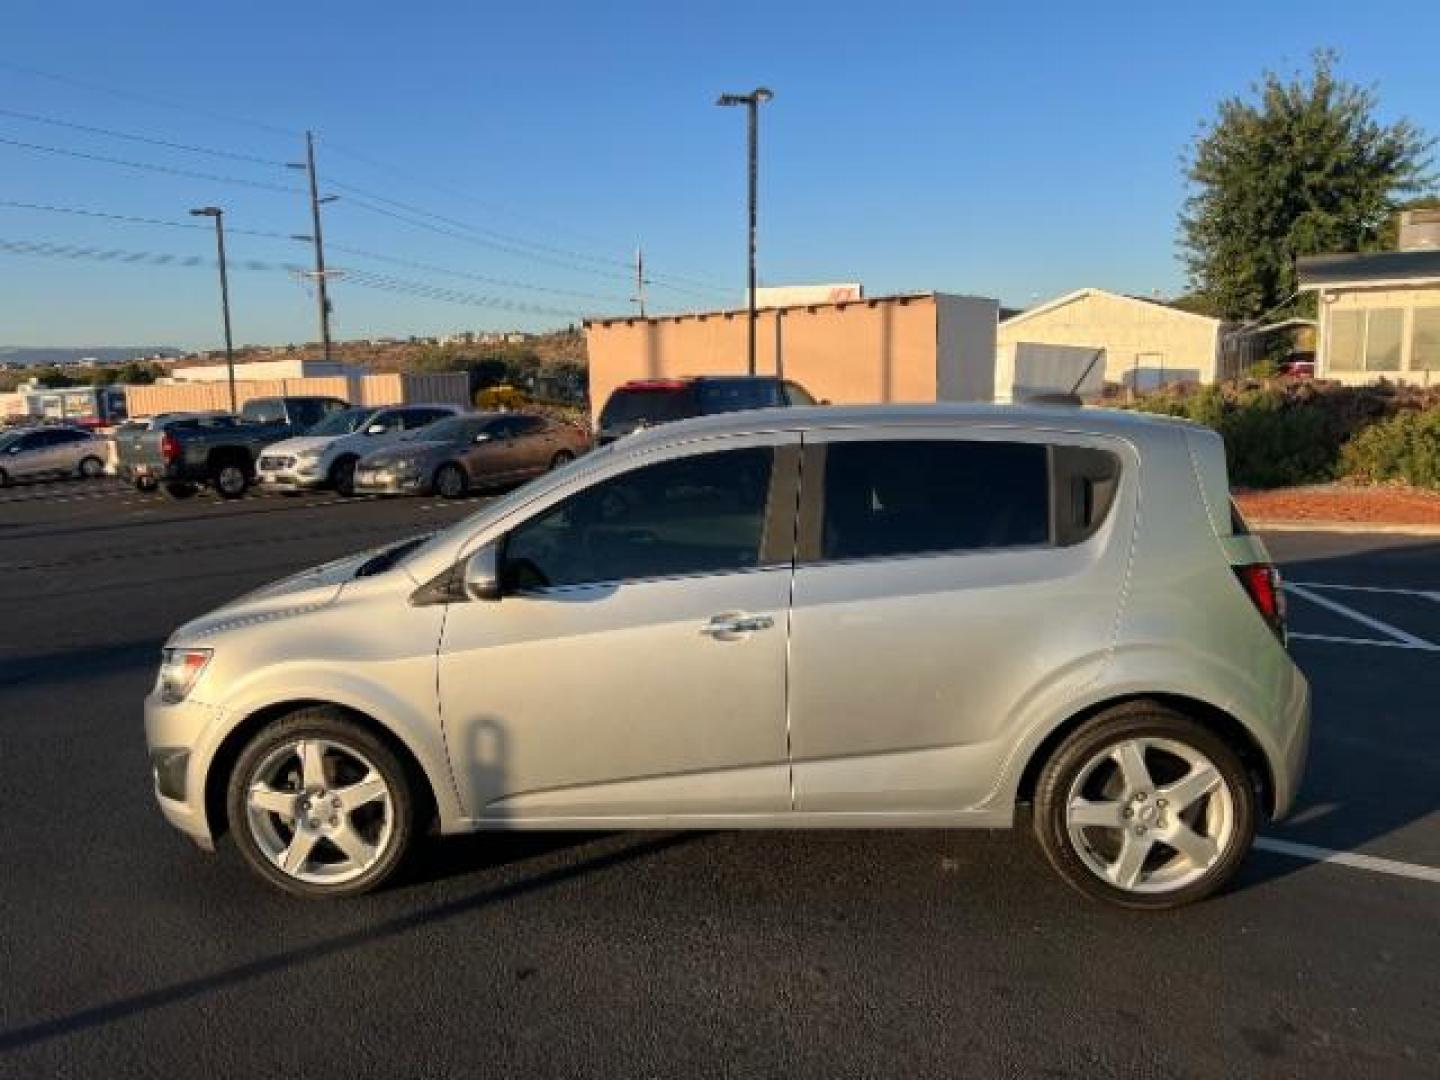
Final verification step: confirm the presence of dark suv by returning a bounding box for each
[595,375,816,445]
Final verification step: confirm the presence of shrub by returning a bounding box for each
[1126,379,1440,488]
[1339,409,1440,489]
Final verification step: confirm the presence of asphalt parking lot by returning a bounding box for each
[1,477,1437,1078]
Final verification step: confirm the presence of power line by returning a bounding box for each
[330,175,731,297]
[0,106,291,167]
[0,58,299,139]
[0,199,628,303]
[0,235,585,318]
[0,199,295,241]
[0,135,304,194]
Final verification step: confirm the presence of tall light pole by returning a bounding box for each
[716,86,773,375]
[189,206,236,413]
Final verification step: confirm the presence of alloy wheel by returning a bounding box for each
[1063,736,1235,894]
[243,738,394,886]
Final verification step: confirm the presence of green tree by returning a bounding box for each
[1181,51,1434,322]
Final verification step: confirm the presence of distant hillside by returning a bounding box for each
[0,346,183,366]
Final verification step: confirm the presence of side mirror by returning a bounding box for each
[462,542,502,601]
[366,423,387,435]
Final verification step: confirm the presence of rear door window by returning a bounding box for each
[818,440,1050,561]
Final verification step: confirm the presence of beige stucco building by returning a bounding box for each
[998,288,1225,390]
[1298,250,1440,385]
[584,292,998,420]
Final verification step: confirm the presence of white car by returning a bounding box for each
[256,404,462,496]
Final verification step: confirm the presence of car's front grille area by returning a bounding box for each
[259,455,295,470]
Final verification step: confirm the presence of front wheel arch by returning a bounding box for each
[205,700,439,843]
[1015,694,1275,820]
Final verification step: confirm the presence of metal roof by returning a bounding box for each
[1296,250,1440,289]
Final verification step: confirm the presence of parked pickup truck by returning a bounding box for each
[118,396,347,499]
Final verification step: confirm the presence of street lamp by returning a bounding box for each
[716,86,773,376]
[189,206,236,413]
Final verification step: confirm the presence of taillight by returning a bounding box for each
[1234,563,1286,643]
[160,433,180,461]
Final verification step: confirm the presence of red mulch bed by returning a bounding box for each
[1234,484,1440,526]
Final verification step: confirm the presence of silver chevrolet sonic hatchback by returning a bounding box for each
[145,405,1310,908]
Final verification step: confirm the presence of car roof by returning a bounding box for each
[616,402,1202,452]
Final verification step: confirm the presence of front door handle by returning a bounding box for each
[701,612,775,640]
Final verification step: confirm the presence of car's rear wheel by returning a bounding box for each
[549,449,574,469]
[1033,704,1256,909]
[78,455,105,479]
[330,455,359,497]
[134,476,158,492]
[434,463,467,499]
[226,709,419,899]
[213,461,249,499]
[163,481,197,499]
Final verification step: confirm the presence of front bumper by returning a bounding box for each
[257,469,327,492]
[144,691,225,851]
[353,467,430,496]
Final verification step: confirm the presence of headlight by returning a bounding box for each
[155,647,213,704]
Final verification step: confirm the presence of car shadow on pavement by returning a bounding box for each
[0,831,704,1054]
[1238,535,1440,891]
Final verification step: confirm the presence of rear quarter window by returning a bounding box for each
[600,388,699,426]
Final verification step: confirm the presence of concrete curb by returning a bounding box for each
[1253,519,1440,537]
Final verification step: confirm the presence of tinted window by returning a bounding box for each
[511,415,547,436]
[288,399,336,430]
[599,387,699,426]
[821,440,1049,561]
[425,416,489,443]
[695,380,783,414]
[504,448,774,590]
[401,408,452,430]
[309,407,379,436]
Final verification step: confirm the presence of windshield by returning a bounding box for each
[599,387,699,427]
[306,407,379,437]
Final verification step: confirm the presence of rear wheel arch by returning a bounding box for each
[205,699,439,842]
[1015,693,1275,819]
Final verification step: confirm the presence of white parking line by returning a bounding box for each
[1284,583,1438,650]
[1290,581,1440,601]
[1287,632,1436,650]
[1255,838,1440,885]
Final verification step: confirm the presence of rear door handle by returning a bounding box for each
[701,612,775,640]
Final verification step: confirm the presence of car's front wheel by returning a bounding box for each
[434,463,467,499]
[78,455,105,479]
[212,461,250,499]
[226,708,419,898]
[329,455,359,497]
[1033,704,1256,909]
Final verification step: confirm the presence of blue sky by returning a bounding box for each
[1,0,1437,349]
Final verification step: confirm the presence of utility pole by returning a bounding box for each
[716,87,773,376]
[189,206,236,413]
[632,247,648,317]
[289,131,337,362]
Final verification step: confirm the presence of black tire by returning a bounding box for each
[0,467,9,488]
[225,708,421,899]
[434,462,467,499]
[78,455,105,479]
[212,460,250,500]
[163,481,198,500]
[134,476,158,492]
[1032,703,1257,910]
[549,449,575,470]
[329,455,359,497]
